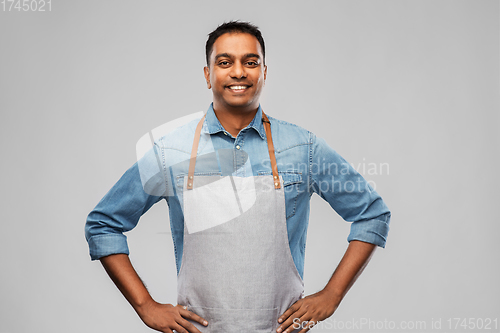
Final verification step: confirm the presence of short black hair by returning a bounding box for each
[205,21,265,66]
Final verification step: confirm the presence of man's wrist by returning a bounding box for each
[134,296,157,318]
[320,286,344,305]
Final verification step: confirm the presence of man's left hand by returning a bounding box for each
[276,290,340,333]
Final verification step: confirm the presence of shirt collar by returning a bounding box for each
[204,103,266,140]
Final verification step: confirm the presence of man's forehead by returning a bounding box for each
[210,32,263,59]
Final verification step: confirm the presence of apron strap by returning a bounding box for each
[187,111,281,190]
[262,112,281,189]
[186,114,206,190]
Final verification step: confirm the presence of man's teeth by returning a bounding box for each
[229,86,247,90]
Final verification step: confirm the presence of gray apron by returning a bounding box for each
[177,112,304,332]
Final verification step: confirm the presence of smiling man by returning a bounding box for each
[85,21,391,333]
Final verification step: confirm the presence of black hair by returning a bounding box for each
[205,21,265,66]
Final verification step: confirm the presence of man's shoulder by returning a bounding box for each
[267,115,314,149]
[154,114,203,154]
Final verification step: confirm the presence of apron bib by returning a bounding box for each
[177,112,304,332]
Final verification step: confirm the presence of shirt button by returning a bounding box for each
[236,145,240,150]
[224,132,228,135]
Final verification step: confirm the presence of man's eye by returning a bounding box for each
[218,61,230,66]
[246,61,259,66]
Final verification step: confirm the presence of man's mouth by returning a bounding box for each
[226,85,251,92]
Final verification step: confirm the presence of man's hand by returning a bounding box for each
[277,240,377,333]
[276,290,339,333]
[138,301,208,333]
[99,254,208,332]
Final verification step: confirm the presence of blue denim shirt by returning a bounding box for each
[85,104,391,279]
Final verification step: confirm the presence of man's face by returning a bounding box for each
[204,32,267,113]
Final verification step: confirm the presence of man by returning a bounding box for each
[85,21,391,333]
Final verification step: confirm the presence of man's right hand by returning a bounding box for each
[138,301,208,333]
[99,254,208,333]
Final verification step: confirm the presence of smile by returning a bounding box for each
[227,85,250,91]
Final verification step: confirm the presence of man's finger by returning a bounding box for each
[176,318,206,333]
[278,300,301,324]
[298,318,317,333]
[277,308,307,333]
[177,305,208,327]
[171,323,188,333]
[285,314,314,333]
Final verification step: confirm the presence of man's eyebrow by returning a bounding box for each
[214,53,232,61]
[243,53,261,60]
[214,53,261,61]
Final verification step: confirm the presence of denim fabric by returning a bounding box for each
[85,103,391,279]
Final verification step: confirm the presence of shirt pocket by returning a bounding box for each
[259,171,303,219]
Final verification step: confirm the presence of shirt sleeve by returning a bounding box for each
[310,134,391,248]
[85,146,166,260]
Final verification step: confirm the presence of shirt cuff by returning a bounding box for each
[347,213,391,248]
[87,234,130,260]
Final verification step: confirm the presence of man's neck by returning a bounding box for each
[212,105,259,137]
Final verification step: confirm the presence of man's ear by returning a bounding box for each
[264,65,267,82]
[203,66,211,89]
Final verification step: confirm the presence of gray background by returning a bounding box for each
[0,0,498,332]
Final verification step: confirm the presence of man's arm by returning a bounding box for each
[86,156,207,332]
[276,133,391,333]
[277,240,376,333]
[100,254,208,333]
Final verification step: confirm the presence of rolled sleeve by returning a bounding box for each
[87,234,130,260]
[347,213,391,248]
[310,134,391,247]
[85,155,165,260]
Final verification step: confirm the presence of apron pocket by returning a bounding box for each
[187,306,279,332]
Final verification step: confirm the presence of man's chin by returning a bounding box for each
[219,99,257,111]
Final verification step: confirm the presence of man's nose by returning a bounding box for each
[230,62,246,79]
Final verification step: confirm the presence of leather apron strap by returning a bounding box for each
[262,112,281,189]
[186,114,206,190]
[186,111,281,190]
